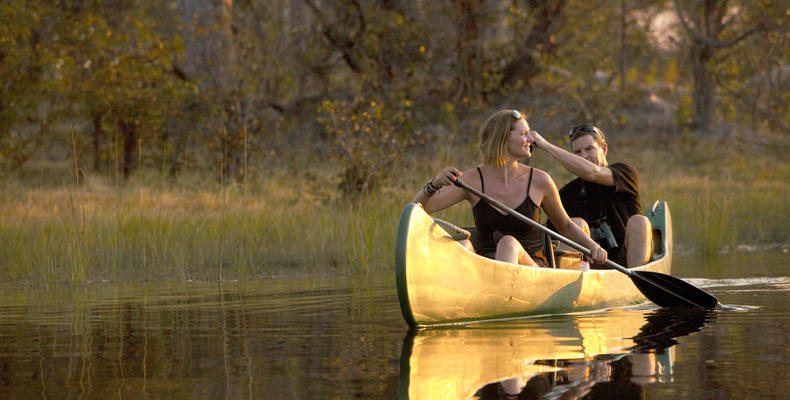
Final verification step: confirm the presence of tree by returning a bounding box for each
[177,0,236,91]
[450,0,485,104]
[177,0,245,181]
[0,2,57,177]
[673,0,769,130]
[714,0,790,133]
[302,0,430,195]
[57,4,189,179]
[501,0,569,88]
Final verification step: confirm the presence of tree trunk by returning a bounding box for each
[690,43,716,129]
[619,0,627,92]
[178,0,240,183]
[118,119,137,180]
[453,0,483,103]
[674,0,764,131]
[501,0,567,88]
[92,113,104,172]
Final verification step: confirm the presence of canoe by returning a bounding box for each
[398,307,709,399]
[395,200,672,327]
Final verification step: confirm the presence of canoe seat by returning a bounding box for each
[542,235,584,269]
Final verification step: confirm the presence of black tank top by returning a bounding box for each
[471,167,545,259]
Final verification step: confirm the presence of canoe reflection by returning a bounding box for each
[398,308,712,400]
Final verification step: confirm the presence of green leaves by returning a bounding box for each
[0,0,787,186]
[318,95,417,196]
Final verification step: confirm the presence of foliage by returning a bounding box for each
[317,96,418,196]
[0,2,56,176]
[0,0,788,287]
[714,0,790,133]
[2,132,789,285]
[56,7,191,176]
[0,0,787,193]
[671,0,789,131]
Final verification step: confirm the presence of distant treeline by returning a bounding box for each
[1,0,787,193]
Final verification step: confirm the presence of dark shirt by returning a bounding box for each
[552,162,641,255]
[471,167,545,261]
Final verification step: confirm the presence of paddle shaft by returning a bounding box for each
[452,178,635,276]
[451,177,718,309]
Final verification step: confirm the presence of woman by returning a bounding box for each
[411,109,607,267]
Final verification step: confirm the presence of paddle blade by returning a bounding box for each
[631,271,719,309]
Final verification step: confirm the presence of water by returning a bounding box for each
[0,250,788,399]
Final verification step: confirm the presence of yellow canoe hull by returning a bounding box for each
[395,201,672,327]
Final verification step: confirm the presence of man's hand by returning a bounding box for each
[529,130,551,149]
[529,130,615,186]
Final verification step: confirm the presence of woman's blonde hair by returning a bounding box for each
[479,109,523,166]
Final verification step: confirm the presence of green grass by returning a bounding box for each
[0,175,407,285]
[1,134,788,286]
[634,138,790,257]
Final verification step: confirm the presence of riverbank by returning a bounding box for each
[1,134,788,286]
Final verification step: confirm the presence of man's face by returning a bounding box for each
[570,134,607,166]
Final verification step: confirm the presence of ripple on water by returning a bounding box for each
[685,276,790,289]
[682,276,790,312]
[716,303,761,312]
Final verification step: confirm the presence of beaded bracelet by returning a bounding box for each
[423,179,439,196]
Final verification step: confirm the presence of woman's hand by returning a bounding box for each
[432,167,462,188]
[413,166,466,212]
[589,244,607,265]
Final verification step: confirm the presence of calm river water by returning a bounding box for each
[0,250,788,399]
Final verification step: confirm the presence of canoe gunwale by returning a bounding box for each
[395,205,418,327]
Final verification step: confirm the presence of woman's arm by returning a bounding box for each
[536,170,608,264]
[411,167,468,214]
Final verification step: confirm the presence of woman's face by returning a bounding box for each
[507,118,533,161]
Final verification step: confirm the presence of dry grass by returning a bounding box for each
[1,133,788,286]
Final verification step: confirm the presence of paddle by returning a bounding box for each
[452,178,719,309]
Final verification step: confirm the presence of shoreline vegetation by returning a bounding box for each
[2,1,787,288]
[2,132,788,288]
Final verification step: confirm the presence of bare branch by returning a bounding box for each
[705,25,765,48]
[673,0,698,39]
[301,0,365,74]
[673,0,767,49]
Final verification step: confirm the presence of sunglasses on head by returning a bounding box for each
[568,124,605,141]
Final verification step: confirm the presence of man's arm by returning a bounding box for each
[531,131,614,186]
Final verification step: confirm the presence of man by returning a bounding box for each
[532,125,652,268]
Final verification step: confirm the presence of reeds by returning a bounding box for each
[1,134,788,286]
[633,137,790,259]
[0,177,407,286]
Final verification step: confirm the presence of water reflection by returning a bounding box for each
[0,253,785,399]
[398,308,713,400]
[0,279,404,399]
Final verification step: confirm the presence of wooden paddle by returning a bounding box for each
[453,178,719,309]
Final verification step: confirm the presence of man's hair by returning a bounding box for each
[479,110,522,166]
[568,125,606,151]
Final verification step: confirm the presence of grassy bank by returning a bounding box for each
[0,176,404,285]
[1,135,788,286]
[623,135,790,257]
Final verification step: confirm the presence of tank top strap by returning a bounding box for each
[526,167,534,194]
[477,167,485,193]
